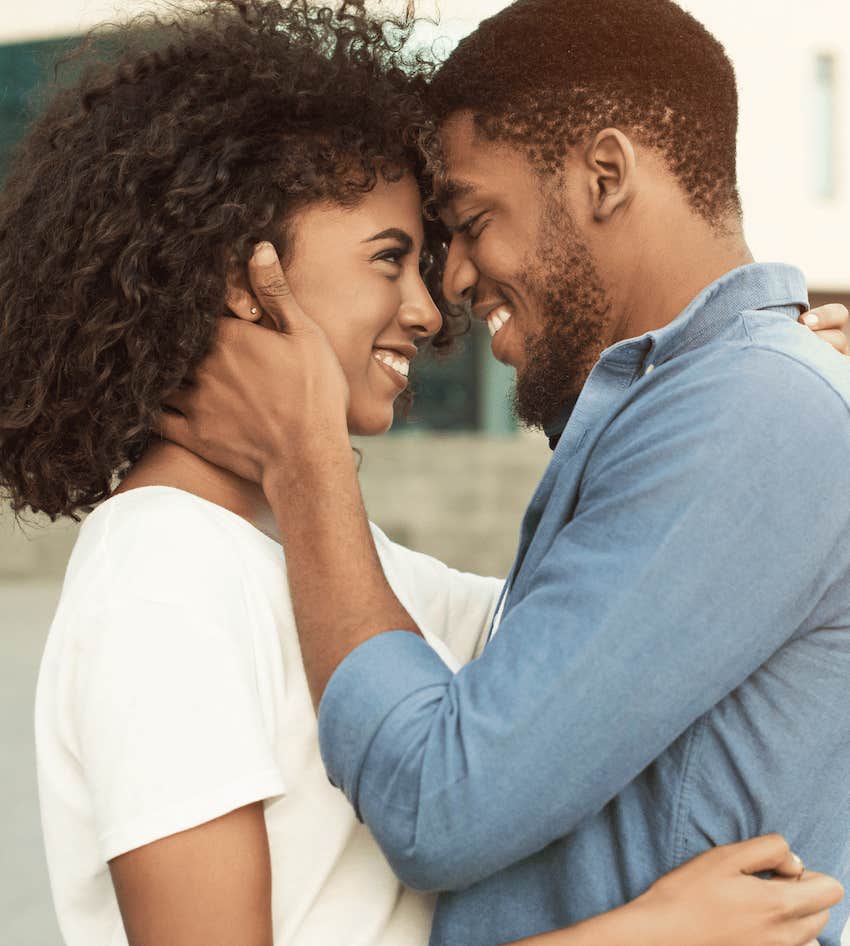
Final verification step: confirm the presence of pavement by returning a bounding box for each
[1,580,64,946]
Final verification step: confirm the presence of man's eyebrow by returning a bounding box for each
[435,179,476,210]
[362,228,413,251]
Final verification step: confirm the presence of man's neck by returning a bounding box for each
[606,207,754,345]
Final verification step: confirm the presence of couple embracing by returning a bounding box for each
[2,1,850,945]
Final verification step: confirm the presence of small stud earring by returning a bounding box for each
[250,306,258,315]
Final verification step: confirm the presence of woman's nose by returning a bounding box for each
[399,272,443,339]
[442,235,478,306]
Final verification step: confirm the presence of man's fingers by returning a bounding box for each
[249,242,311,334]
[162,384,195,417]
[801,303,849,331]
[159,409,194,450]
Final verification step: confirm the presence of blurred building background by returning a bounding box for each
[0,2,848,944]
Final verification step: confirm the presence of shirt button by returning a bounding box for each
[644,363,655,376]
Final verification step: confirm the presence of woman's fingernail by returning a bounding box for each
[803,313,819,327]
[254,242,277,264]
[792,852,805,872]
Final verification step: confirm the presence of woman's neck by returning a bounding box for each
[113,440,282,543]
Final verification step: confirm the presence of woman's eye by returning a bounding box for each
[374,248,405,266]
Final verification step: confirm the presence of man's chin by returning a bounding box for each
[489,326,523,369]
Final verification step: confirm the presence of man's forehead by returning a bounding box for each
[434,177,477,210]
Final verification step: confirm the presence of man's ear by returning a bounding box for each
[583,128,637,223]
[224,258,263,322]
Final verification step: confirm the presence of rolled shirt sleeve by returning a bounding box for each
[318,346,850,892]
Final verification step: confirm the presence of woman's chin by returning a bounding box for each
[346,402,395,438]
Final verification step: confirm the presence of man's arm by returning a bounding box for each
[314,348,850,890]
[162,247,850,890]
[370,524,504,664]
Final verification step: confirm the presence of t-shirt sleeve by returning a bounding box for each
[73,596,286,861]
[370,524,504,665]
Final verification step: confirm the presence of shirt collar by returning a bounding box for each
[544,396,579,449]
[544,263,808,450]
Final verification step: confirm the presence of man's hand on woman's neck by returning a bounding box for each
[113,440,276,542]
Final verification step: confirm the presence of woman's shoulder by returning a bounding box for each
[67,486,275,617]
[368,522,504,665]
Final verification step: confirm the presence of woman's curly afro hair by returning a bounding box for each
[0,0,454,521]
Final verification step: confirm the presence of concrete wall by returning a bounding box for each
[0,433,553,581]
[354,432,551,576]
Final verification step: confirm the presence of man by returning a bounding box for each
[164,0,850,943]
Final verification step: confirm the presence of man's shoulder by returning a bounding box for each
[650,325,850,420]
[589,329,850,477]
[740,309,850,399]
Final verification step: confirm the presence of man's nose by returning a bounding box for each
[442,236,478,306]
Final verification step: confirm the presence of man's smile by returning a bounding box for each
[485,304,513,339]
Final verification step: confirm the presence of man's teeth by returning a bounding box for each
[486,306,513,338]
[373,349,410,378]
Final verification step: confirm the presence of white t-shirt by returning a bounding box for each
[35,486,502,946]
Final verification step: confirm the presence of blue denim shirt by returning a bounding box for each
[319,263,850,946]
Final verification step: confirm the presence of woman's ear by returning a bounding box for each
[225,258,263,322]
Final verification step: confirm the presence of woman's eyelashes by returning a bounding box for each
[374,245,405,264]
[371,243,417,275]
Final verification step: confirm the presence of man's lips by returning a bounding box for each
[484,305,513,338]
[471,302,516,365]
[472,301,515,337]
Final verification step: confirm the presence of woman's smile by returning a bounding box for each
[372,345,415,389]
[279,174,440,436]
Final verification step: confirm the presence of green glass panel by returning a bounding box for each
[0,37,78,180]
[397,331,480,432]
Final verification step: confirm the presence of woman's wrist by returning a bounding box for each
[618,886,678,946]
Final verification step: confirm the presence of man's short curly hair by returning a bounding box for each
[429,0,742,224]
[0,0,453,521]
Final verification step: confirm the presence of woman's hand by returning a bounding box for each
[627,834,843,946]
[800,303,849,355]
[505,835,842,946]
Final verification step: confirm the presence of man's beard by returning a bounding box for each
[511,203,614,431]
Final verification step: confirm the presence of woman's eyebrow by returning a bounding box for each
[362,228,413,252]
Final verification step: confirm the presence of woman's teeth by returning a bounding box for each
[486,306,513,338]
[373,349,410,378]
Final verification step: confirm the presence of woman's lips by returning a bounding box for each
[372,348,410,390]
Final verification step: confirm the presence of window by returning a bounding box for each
[812,52,839,200]
[400,324,516,434]
[0,38,72,180]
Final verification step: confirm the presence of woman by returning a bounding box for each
[0,2,843,945]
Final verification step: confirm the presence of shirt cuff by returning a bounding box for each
[318,630,453,813]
